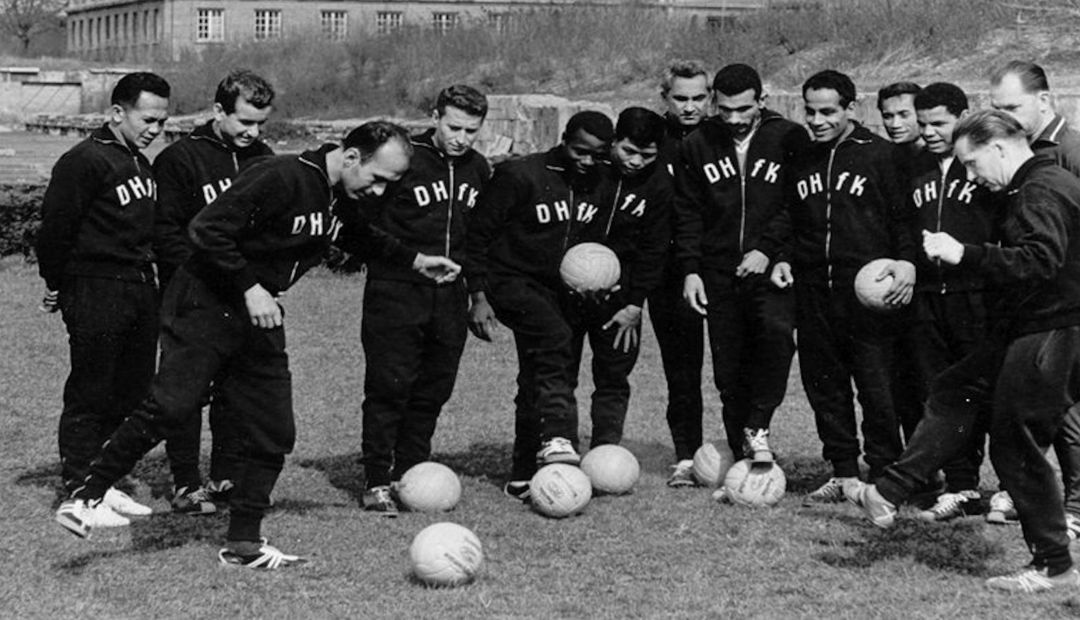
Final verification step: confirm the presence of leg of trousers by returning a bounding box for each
[647,260,705,461]
[58,276,157,494]
[586,311,640,448]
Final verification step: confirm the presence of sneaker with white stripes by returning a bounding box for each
[172,486,217,515]
[536,437,580,466]
[56,498,131,539]
[804,477,856,506]
[985,567,1080,593]
[219,543,307,569]
[103,487,152,517]
[986,490,1019,524]
[917,490,981,522]
[667,460,698,488]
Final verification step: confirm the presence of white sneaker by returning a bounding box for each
[667,460,698,488]
[743,428,774,463]
[803,476,857,506]
[917,490,980,522]
[103,487,152,516]
[56,498,130,538]
[985,567,1080,593]
[986,490,1018,524]
[536,437,580,466]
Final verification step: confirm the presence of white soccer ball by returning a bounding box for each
[580,444,640,495]
[530,463,592,518]
[692,442,736,488]
[396,462,462,512]
[409,522,483,587]
[559,242,621,294]
[854,258,896,311]
[723,459,786,507]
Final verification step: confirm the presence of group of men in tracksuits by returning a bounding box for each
[36,58,1080,590]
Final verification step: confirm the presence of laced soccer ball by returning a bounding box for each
[854,258,896,311]
[396,462,462,512]
[409,522,483,587]
[692,442,736,488]
[580,444,640,495]
[559,242,621,294]
[722,459,786,507]
[530,463,592,518]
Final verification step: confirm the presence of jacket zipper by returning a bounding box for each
[604,178,623,239]
[825,143,838,290]
[936,161,947,294]
[445,159,455,257]
[562,186,575,252]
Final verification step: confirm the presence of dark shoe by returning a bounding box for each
[362,485,399,517]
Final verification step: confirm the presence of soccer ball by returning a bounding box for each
[409,522,483,587]
[722,459,786,507]
[854,258,896,311]
[530,463,592,518]
[580,444,640,495]
[692,442,736,488]
[559,242,621,294]
[396,462,462,512]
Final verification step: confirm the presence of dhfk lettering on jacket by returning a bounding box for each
[201,178,233,205]
[796,170,867,199]
[704,156,782,185]
[535,199,599,224]
[911,177,977,208]
[291,208,343,240]
[116,174,157,206]
[413,180,481,209]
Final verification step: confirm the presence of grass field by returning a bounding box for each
[2,258,1078,618]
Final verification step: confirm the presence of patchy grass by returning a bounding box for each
[3,258,1079,617]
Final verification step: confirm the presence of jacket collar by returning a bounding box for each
[544,145,601,189]
[1006,153,1056,195]
[1034,114,1069,147]
[412,128,479,164]
[298,143,336,188]
[91,122,135,154]
[190,119,232,150]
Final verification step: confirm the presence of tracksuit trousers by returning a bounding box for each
[487,272,576,480]
[165,378,244,491]
[647,258,705,462]
[360,279,468,488]
[703,272,795,458]
[74,267,295,543]
[796,284,902,480]
[877,327,1080,574]
[58,274,158,494]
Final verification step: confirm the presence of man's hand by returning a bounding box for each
[468,292,498,342]
[39,289,59,313]
[603,304,642,353]
[735,249,770,278]
[923,229,964,265]
[770,261,794,289]
[413,254,462,284]
[244,284,282,328]
[683,274,708,316]
[881,259,916,307]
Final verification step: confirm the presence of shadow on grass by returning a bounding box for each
[15,453,206,506]
[815,519,1004,576]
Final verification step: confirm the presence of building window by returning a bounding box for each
[196,8,224,42]
[321,10,347,41]
[376,11,402,34]
[488,11,512,31]
[254,9,282,40]
[432,12,457,35]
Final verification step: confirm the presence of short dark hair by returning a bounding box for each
[111,72,170,108]
[876,82,921,111]
[953,109,1026,147]
[343,121,414,162]
[564,110,614,143]
[435,84,488,119]
[914,82,968,117]
[990,60,1050,93]
[661,59,710,96]
[803,70,856,108]
[713,63,763,99]
[215,70,275,114]
[615,107,664,148]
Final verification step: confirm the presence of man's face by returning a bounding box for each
[917,105,964,155]
[214,95,271,149]
[990,72,1049,138]
[432,105,484,157]
[663,75,710,127]
[610,138,658,177]
[563,128,609,176]
[111,91,169,150]
[879,94,919,144]
[954,136,1009,191]
[715,88,763,138]
[804,87,853,143]
[341,139,411,199]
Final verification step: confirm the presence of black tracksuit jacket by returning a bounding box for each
[465,146,612,293]
[907,152,1002,294]
[186,144,414,297]
[366,129,490,284]
[37,124,157,290]
[674,111,811,276]
[153,120,273,286]
[766,123,917,289]
[960,155,1080,336]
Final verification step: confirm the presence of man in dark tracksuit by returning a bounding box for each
[989,60,1080,533]
[849,109,1080,593]
[901,83,1001,522]
[767,70,917,503]
[677,64,807,469]
[563,107,670,451]
[359,85,491,515]
[650,61,711,486]
[56,122,461,569]
[467,111,615,499]
[153,70,275,514]
[36,72,171,527]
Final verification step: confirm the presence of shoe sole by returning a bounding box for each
[173,507,218,516]
[986,513,1020,525]
[56,512,91,539]
[539,454,581,466]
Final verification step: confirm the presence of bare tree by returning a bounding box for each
[0,0,64,53]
